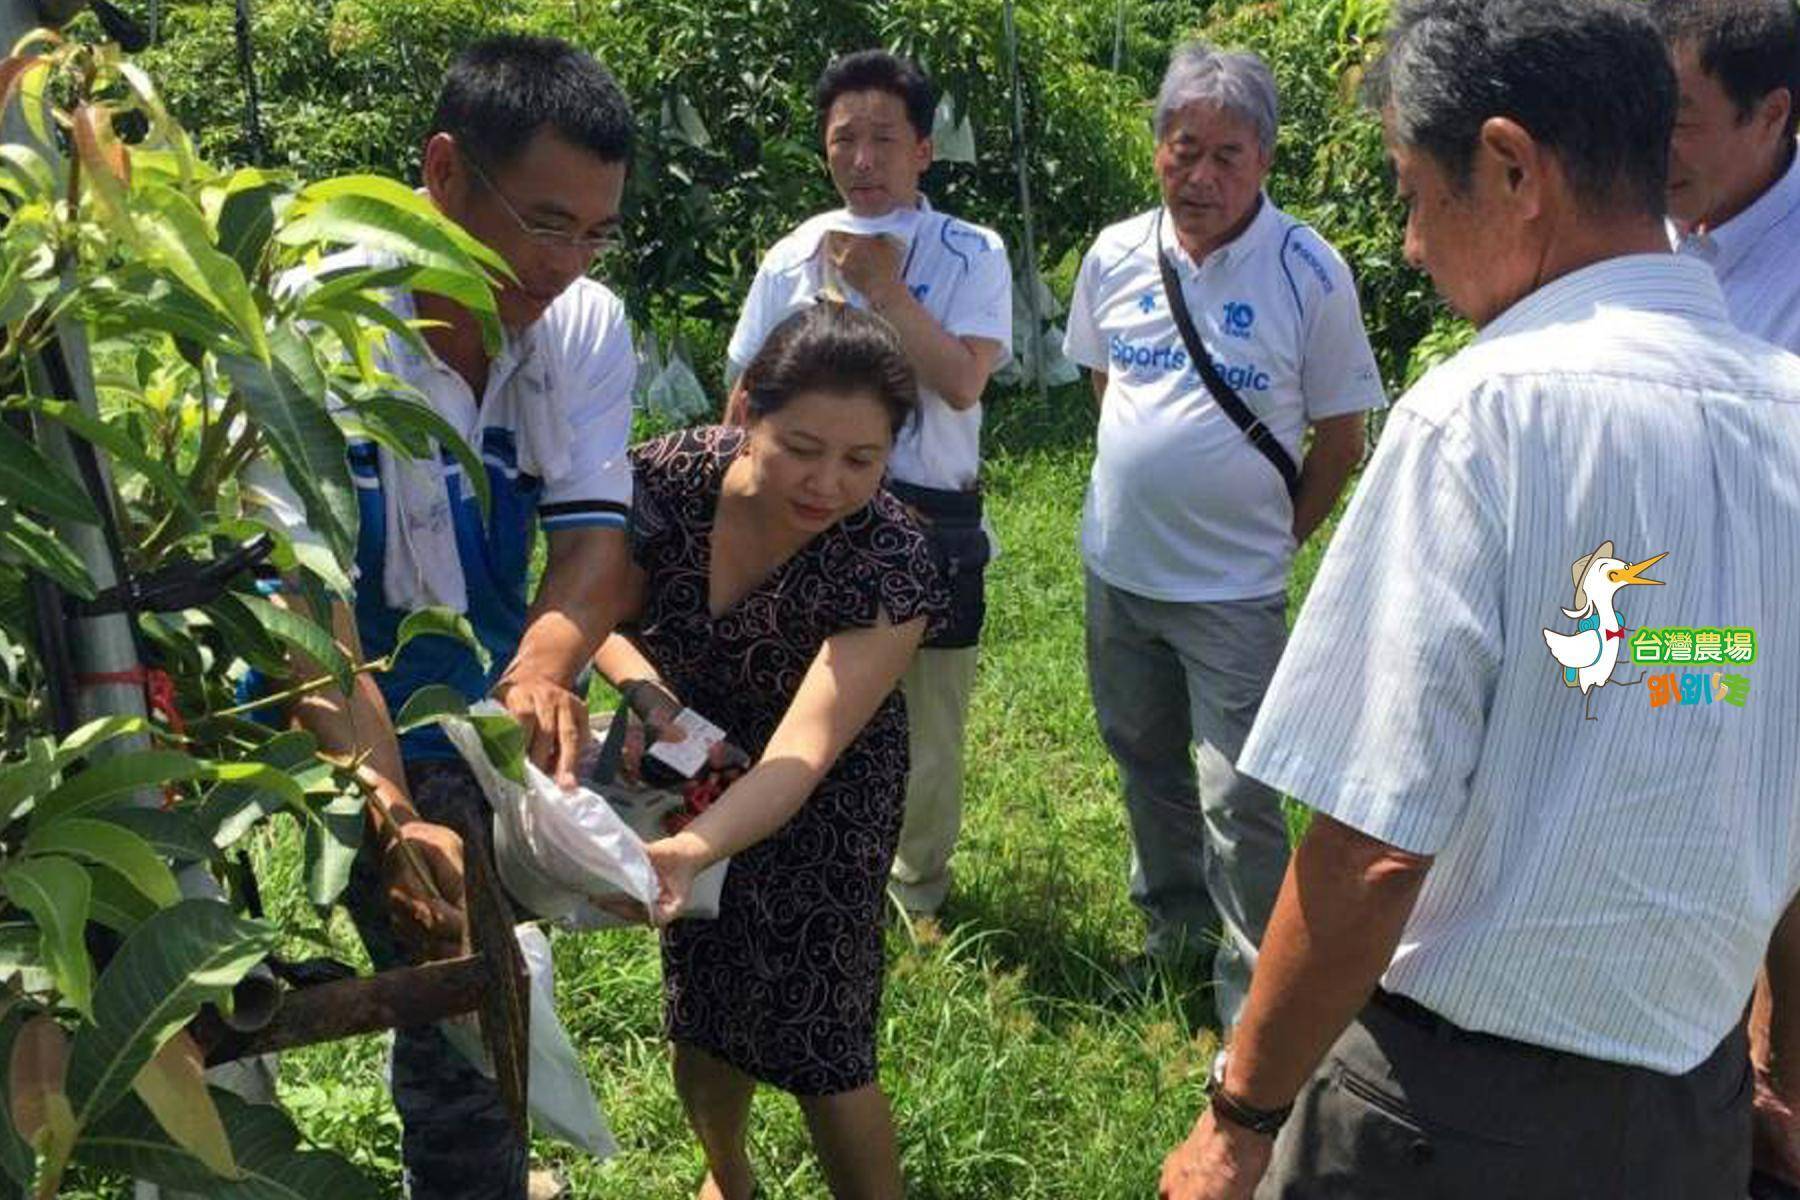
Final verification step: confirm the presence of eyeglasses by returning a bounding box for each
[461,153,619,257]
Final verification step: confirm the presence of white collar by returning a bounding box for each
[1156,193,1274,274]
[1476,253,1729,344]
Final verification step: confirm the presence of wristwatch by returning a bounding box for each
[1207,1051,1293,1137]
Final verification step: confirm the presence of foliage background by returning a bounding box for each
[18,1,1479,1196]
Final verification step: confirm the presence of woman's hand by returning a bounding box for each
[643,831,712,926]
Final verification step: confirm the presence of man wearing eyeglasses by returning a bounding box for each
[251,34,637,1200]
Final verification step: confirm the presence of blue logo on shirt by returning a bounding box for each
[1222,301,1256,338]
[1108,334,1271,391]
[911,283,932,301]
[1139,291,1158,314]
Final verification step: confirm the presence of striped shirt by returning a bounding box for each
[1239,253,1800,1074]
[1675,140,1800,354]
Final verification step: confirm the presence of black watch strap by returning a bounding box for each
[1208,1085,1292,1137]
[1208,1053,1292,1136]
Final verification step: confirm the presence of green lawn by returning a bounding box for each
[122,387,1349,1200]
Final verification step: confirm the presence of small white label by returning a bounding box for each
[646,708,728,778]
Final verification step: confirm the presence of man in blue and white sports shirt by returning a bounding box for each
[1159,0,1800,1195]
[255,36,638,1199]
[727,49,1013,920]
[1063,43,1385,1026]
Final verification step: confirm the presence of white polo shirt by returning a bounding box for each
[1064,199,1386,603]
[727,198,1013,491]
[1675,140,1800,353]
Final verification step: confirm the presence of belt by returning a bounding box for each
[886,479,983,525]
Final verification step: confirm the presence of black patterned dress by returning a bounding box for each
[627,426,946,1095]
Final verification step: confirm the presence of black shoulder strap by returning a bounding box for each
[1154,213,1300,498]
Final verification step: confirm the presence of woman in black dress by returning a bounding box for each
[592,302,944,1199]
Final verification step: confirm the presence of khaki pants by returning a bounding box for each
[889,645,980,915]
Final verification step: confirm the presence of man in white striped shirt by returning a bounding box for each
[1158,1,1800,1197]
[1652,0,1800,354]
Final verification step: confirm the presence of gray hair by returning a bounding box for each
[1154,42,1279,155]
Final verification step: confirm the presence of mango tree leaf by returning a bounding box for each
[233,592,352,692]
[130,1031,237,1180]
[24,819,181,909]
[30,750,203,829]
[200,592,287,679]
[0,145,55,200]
[393,684,468,732]
[470,714,527,787]
[0,512,97,600]
[302,792,362,909]
[0,421,97,526]
[78,1089,380,1199]
[0,858,93,1018]
[0,1011,37,1189]
[99,810,213,866]
[392,607,489,672]
[84,867,157,935]
[282,175,509,277]
[51,716,148,768]
[66,899,275,1128]
[29,398,204,527]
[196,732,317,849]
[220,331,356,566]
[133,182,267,363]
[347,394,490,519]
[0,737,55,827]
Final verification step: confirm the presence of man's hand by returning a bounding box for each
[494,674,590,789]
[381,819,467,962]
[1755,1066,1800,1185]
[1159,1110,1274,1200]
[827,232,905,307]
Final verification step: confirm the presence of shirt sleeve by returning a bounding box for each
[1296,244,1388,420]
[727,260,778,377]
[1063,246,1108,373]
[942,228,1013,364]
[540,288,634,532]
[1237,402,1504,856]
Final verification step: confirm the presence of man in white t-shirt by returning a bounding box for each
[1651,0,1800,354]
[727,50,1013,918]
[1064,43,1385,1026]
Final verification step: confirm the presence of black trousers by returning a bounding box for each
[1258,989,1753,1200]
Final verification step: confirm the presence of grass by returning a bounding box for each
[84,383,1352,1199]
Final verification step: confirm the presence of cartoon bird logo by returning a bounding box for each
[1542,541,1667,721]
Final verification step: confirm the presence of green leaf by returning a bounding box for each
[200,592,287,679]
[0,737,55,826]
[0,511,97,600]
[24,820,181,909]
[220,330,356,566]
[196,732,316,849]
[348,394,490,519]
[29,399,204,528]
[234,592,352,692]
[66,899,275,1127]
[78,1089,380,1199]
[31,751,204,829]
[100,809,215,866]
[133,182,269,363]
[0,857,93,1018]
[284,175,509,278]
[214,170,284,281]
[85,867,157,935]
[302,792,362,909]
[52,716,149,768]
[130,1032,238,1181]
[0,146,55,200]
[393,684,468,732]
[392,607,490,673]
[0,421,95,527]
[470,713,527,787]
